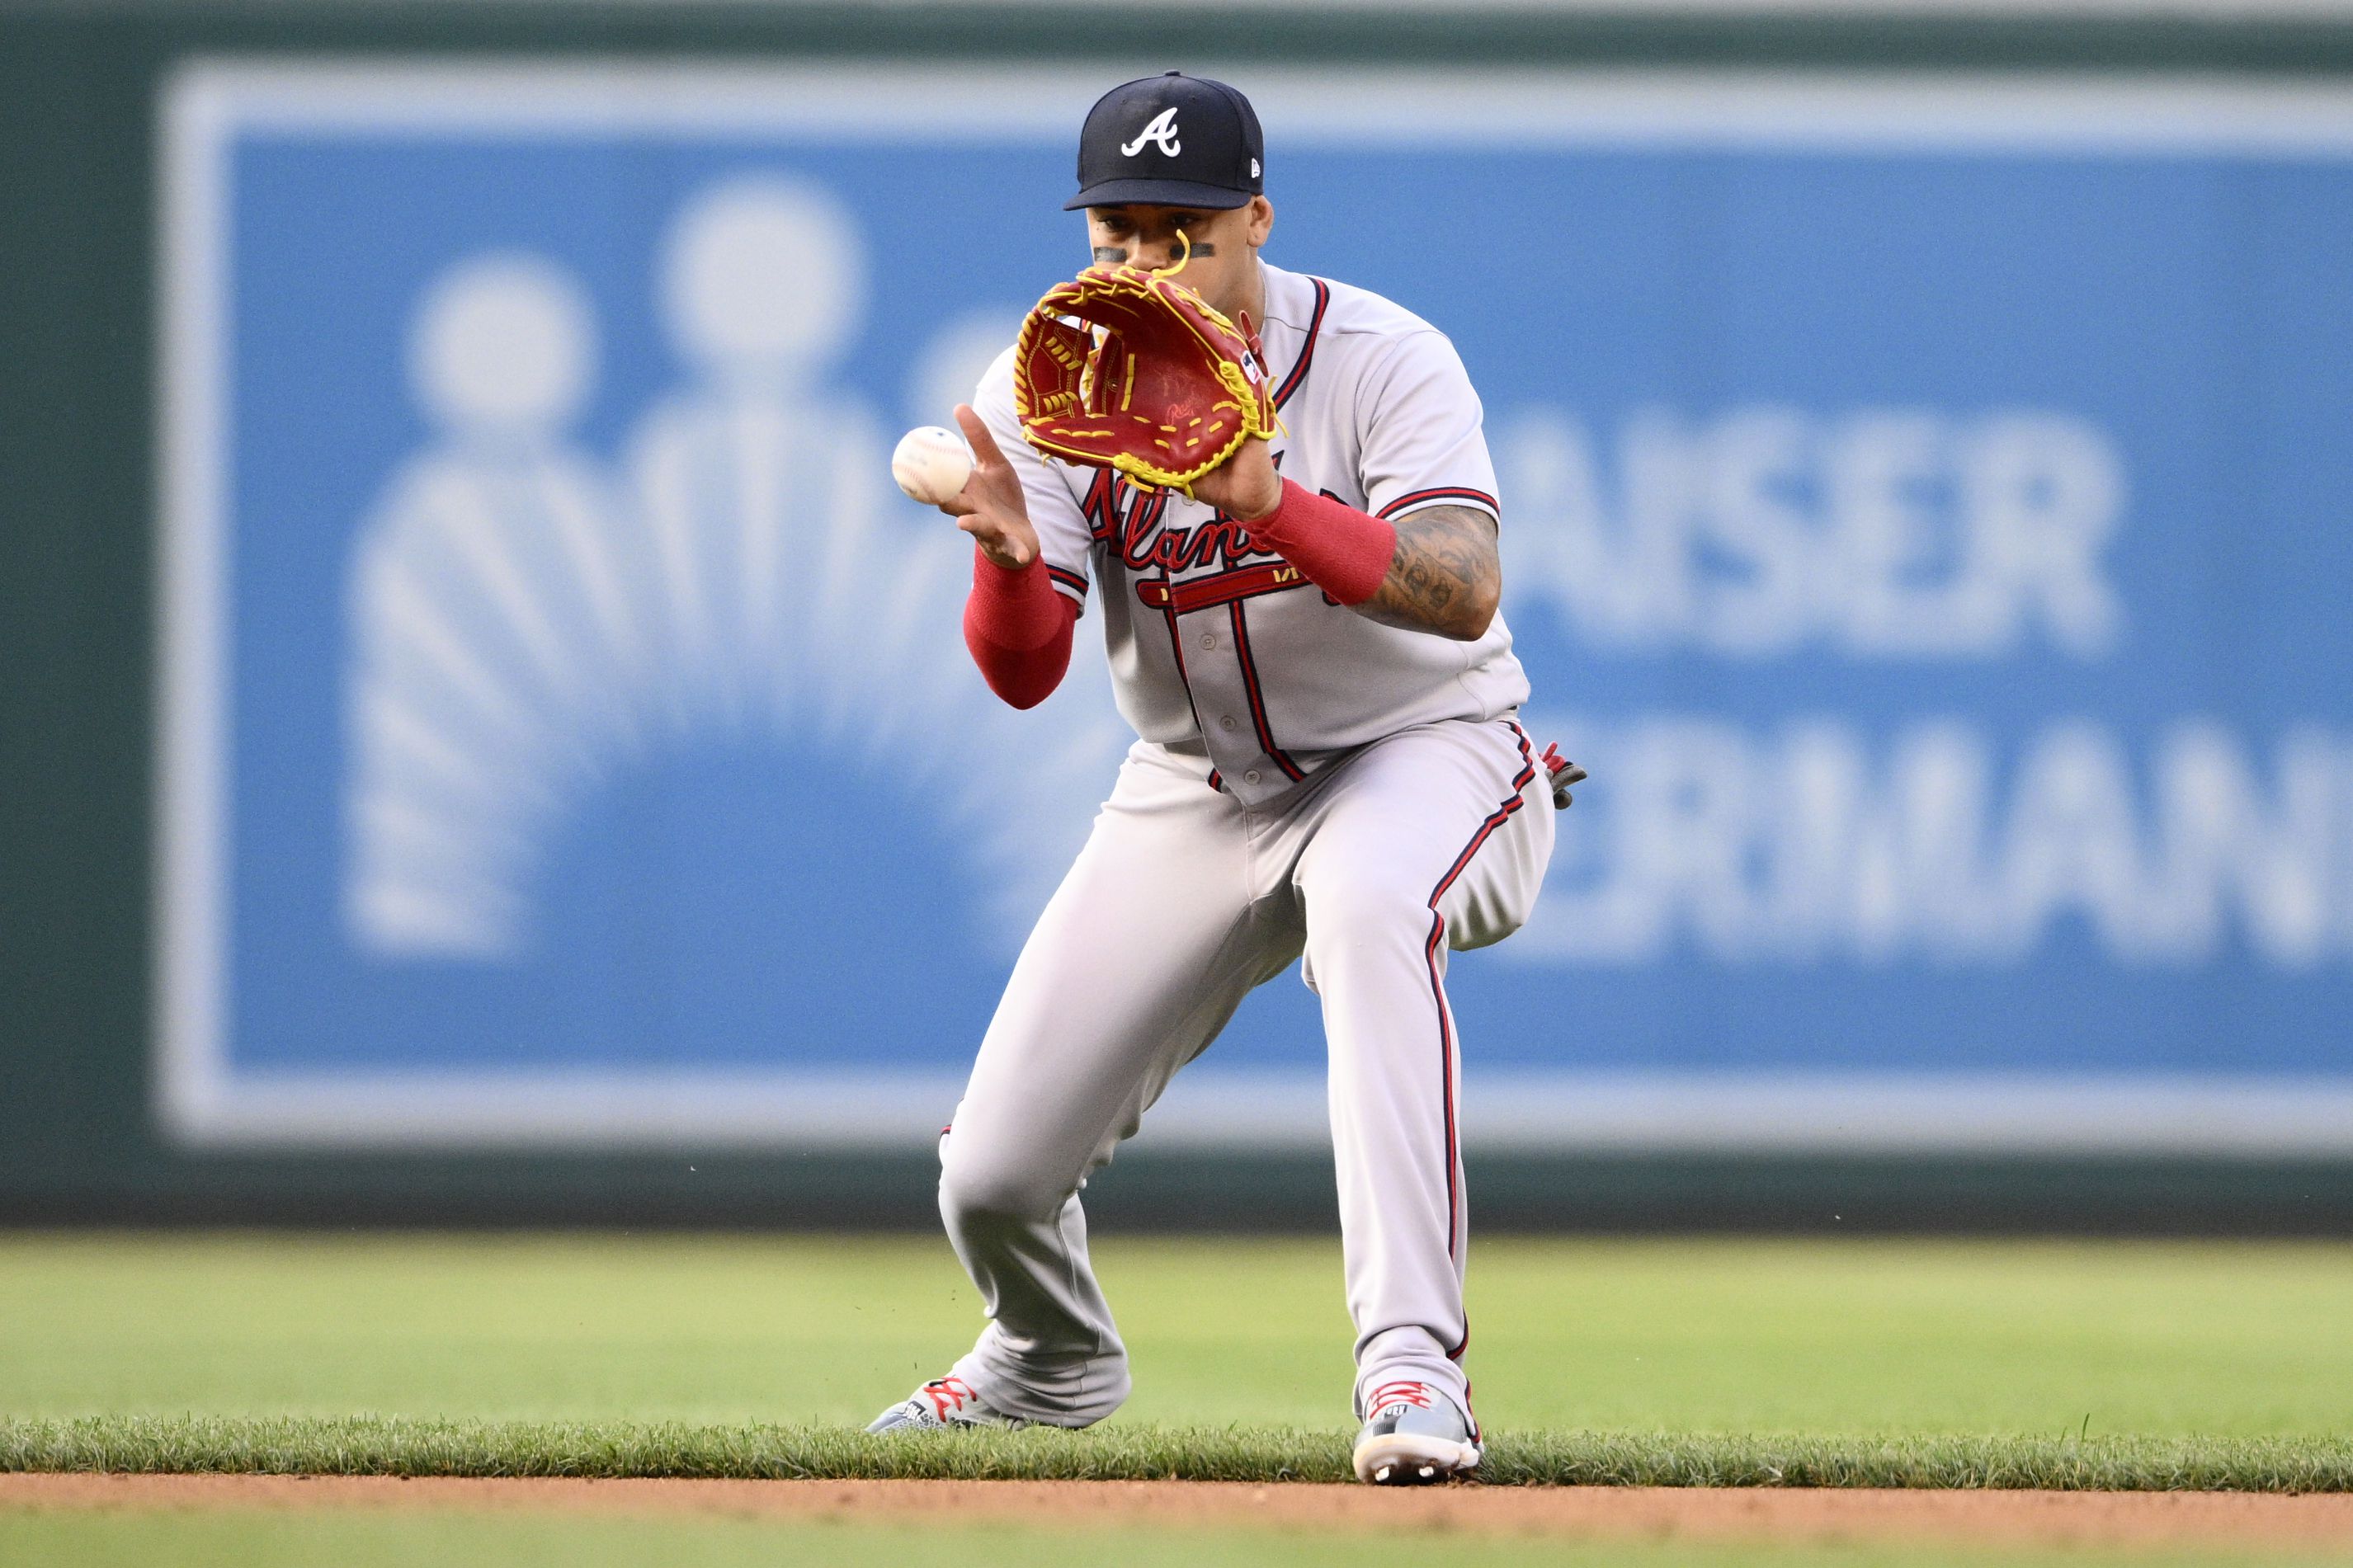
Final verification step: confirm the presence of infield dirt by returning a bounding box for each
[5,1475,2351,1551]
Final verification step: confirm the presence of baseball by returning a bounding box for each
[892,426,975,506]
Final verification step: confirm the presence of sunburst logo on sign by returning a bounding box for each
[342,175,1123,962]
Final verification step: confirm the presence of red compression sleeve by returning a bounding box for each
[1237,479,1400,607]
[963,547,1077,710]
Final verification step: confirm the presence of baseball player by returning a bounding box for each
[870,72,1559,1485]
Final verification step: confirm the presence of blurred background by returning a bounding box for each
[4,0,2351,1238]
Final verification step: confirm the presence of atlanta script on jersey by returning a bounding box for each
[974,261,1531,808]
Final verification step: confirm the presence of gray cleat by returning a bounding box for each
[1351,1381,1482,1485]
[865,1376,1025,1434]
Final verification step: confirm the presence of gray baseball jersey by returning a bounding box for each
[931,258,1553,1435]
[973,260,1531,805]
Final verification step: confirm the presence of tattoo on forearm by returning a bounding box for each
[1368,505,1501,639]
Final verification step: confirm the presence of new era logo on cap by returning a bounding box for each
[1068,72,1265,212]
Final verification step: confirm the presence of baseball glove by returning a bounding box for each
[1011,242,1276,495]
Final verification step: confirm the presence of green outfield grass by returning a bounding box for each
[2,1511,2346,1568]
[3,1233,2347,1435]
[1,1232,2348,1491]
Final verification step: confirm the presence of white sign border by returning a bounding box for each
[157,59,2353,1151]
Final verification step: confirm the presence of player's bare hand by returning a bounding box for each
[943,404,1042,571]
[1189,434,1282,522]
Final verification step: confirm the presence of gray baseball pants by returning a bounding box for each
[939,714,1554,1427]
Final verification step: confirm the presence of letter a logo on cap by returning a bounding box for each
[1120,108,1181,158]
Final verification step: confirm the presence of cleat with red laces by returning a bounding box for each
[865,1375,1024,1434]
[1351,1380,1482,1485]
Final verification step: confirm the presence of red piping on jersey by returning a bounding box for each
[1044,564,1089,600]
[1375,486,1499,520]
[1090,470,1217,752]
[1153,564,1218,750]
[1272,278,1331,411]
[1228,600,1306,782]
[1135,560,1332,615]
[1423,721,1538,1260]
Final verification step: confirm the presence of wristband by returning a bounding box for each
[1238,480,1398,607]
[963,548,1076,709]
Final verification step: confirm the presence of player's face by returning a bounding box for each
[1087,197,1274,316]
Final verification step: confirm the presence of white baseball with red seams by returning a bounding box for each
[890,424,975,506]
[934,259,1553,1434]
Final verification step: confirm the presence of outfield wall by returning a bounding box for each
[5,0,2352,1230]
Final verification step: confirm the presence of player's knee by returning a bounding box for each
[937,1140,1068,1229]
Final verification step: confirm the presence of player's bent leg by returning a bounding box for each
[1286,718,1553,1473]
[1296,846,1478,1427]
[911,744,1285,1431]
[935,1155,1130,1427]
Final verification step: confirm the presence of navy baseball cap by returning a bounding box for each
[1065,72,1265,212]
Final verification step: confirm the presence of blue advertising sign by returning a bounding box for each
[158,65,2353,1150]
